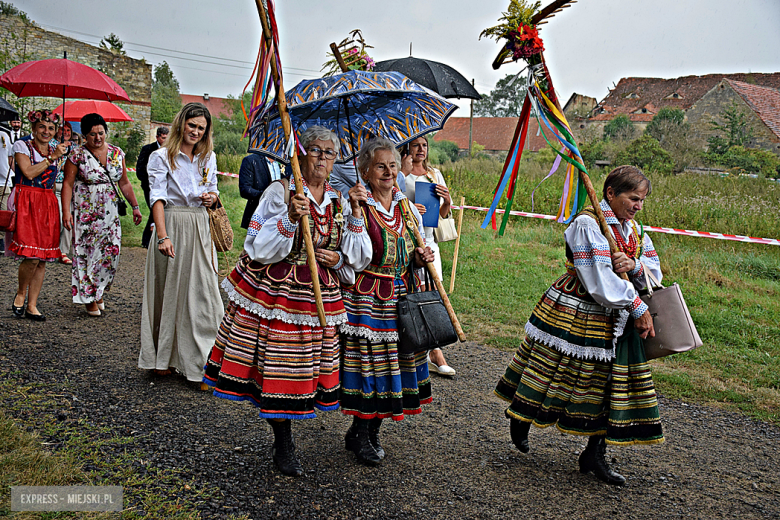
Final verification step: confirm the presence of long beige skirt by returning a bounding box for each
[138,206,224,381]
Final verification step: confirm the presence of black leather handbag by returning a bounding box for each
[397,270,458,354]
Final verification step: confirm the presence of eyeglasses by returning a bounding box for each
[307,147,338,160]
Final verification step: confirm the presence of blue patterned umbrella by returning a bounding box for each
[247,70,458,164]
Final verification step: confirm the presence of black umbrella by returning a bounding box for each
[374,56,481,100]
[0,96,19,122]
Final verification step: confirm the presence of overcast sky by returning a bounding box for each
[18,0,780,114]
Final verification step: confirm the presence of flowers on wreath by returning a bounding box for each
[506,24,544,59]
[27,109,61,125]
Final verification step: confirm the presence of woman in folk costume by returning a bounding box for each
[495,165,664,486]
[8,110,69,321]
[339,138,435,466]
[138,102,223,384]
[203,126,372,476]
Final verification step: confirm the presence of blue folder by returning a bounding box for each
[415,181,440,228]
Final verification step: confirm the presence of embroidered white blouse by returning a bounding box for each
[147,148,218,207]
[564,199,662,320]
[244,179,371,285]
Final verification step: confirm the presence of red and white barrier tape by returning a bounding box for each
[125,168,778,246]
[452,205,780,247]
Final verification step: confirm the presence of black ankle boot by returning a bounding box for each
[510,418,531,453]
[267,419,303,476]
[369,418,385,459]
[578,435,625,486]
[345,418,380,466]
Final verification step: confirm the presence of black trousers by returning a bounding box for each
[141,186,154,248]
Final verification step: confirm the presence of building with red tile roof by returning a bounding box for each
[433,117,548,155]
[686,78,780,155]
[180,94,234,120]
[589,73,780,129]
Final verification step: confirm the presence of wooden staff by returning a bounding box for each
[449,196,466,293]
[396,182,466,342]
[255,0,328,326]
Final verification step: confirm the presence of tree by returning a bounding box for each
[644,108,703,172]
[707,101,755,155]
[0,2,34,24]
[603,114,637,142]
[100,33,126,55]
[212,92,253,155]
[645,108,685,146]
[473,74,528,117]
[614,135,674,176]
[151,62,181,123]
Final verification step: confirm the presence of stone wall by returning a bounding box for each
[0,15,152,140]
[686,80,780,156]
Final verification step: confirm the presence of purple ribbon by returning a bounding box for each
[531,146,565,212]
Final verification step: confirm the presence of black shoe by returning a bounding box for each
[346,419,386,460]
[346,419,381,466]
[369,418,385,460]
[11,300,24,318]
[579,436,626,486]
[24,310,45,322]
[268,419,303,477]
[510,418,531,453]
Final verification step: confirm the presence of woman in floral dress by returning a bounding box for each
[62,113,142,316]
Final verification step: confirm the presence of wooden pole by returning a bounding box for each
[255,0,328,326]
[468,79,474,157]
[396,182,466,342]
[449,196,466,293]
[533,57,627,280]
[329,43,349,73]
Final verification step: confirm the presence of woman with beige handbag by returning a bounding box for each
[495,166,665,486]
[138,103,223,387]
[401,136,456,377]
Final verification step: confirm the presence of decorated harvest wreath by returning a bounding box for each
[479,0,606,236]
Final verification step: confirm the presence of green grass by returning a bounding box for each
[0,376,247,519]
[118,159,780,423]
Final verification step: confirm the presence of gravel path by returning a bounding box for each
[2,248,779,519]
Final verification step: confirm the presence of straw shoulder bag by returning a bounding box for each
[208,195,233,253]
[640,264,702,360]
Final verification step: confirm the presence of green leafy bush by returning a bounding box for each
[613,134,674,175]
[706,145,780,178]
[603,114,637,142]
[429,139,460,165]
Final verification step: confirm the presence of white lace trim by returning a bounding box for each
[524,321,616,362]
[613,308,629,349]
[339,323,399,343]
[222,278,347,327]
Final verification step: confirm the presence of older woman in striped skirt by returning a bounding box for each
[495,166,664,486]
[203,126,371,476]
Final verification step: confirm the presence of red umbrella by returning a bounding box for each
[0,58,130,102]
[52,100,133,122]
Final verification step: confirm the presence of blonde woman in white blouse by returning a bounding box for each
[138,103,223,386]
[401,136,456,377]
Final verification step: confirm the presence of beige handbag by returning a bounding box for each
[640,264,702,360]
[434,213,458,242]
[208,195,234,253]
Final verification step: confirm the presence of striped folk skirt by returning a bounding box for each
[203,255,345,420]
[339,274,432,421]
[495,272,663,446]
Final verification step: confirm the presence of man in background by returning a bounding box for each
[135,127,169,248]
[8,117,22,143]
[239,152,285,230]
